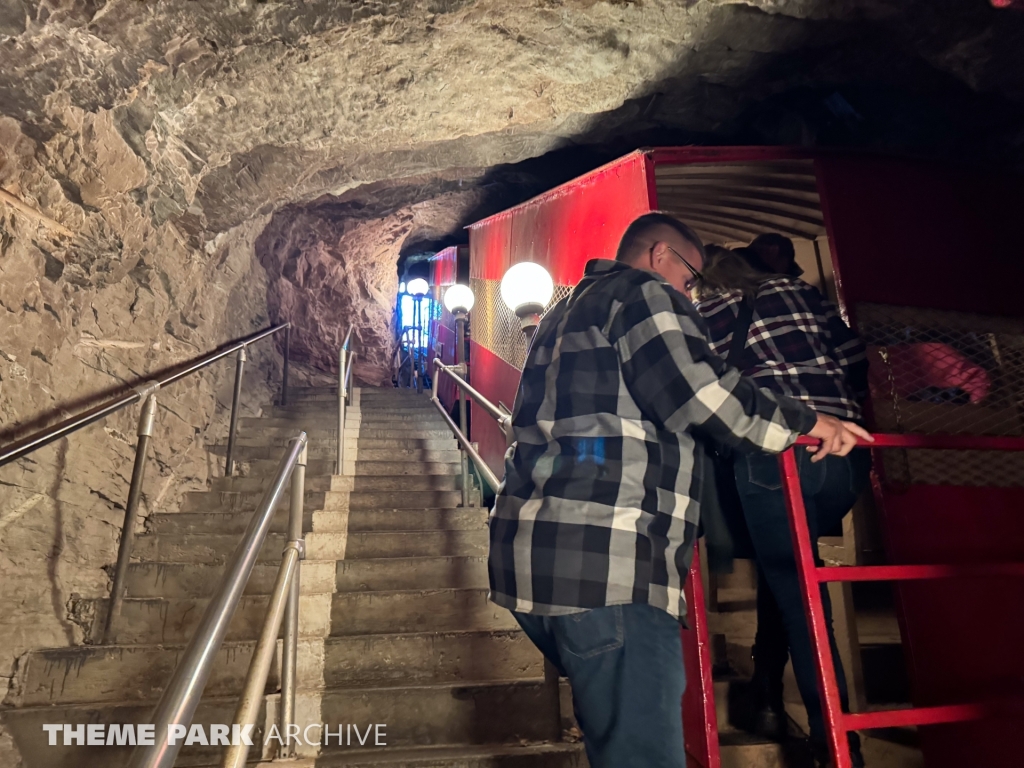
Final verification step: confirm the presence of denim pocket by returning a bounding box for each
[745,453,783,491]
[559,606,625,660]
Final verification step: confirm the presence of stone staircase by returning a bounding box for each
[2,383,913,768]
[0,385,583,767]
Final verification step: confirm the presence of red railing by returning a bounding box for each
[780,432,1024,768]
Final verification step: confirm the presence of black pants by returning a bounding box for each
[734,448,871,751]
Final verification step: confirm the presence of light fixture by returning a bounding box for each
[398,281,406,293]
[500,262,553,341]
[443,284,475,314]
[407,277,429,296]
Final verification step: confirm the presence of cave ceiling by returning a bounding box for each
[1,0,1023,377]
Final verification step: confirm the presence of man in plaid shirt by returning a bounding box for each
[488,213,871,767]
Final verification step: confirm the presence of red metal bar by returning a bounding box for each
[781,432,1024,767]
[686,547,721,768]
[778,449,853,768]
[793,433,1024,451]
[815,563,1024,582]
[843,703,990,731]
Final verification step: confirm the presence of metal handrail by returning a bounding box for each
[223,438,308,767]
[0,322,292,644]
[337,328,355,474]
[0,323,290,466]
[127,433,308,768]
[430,358,505,492]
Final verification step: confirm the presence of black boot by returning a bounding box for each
[751,644,788,741]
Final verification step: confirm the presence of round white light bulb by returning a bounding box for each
[443,284,475,313]
[500,262,554,312]
[407,277,429,296]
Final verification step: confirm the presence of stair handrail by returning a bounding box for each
[127,433,309,768]
[337,327,355,474]
[0,321,293,645]
[430,358,506,492]
[0,322,290,467]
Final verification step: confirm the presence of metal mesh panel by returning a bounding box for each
[857,303,1024,488]
[471,278,574,371]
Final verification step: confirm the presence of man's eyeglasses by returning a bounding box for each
[651,244,703,292]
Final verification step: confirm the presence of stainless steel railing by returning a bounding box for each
[0,322,293,645]
[430,358,508,493]
[337,327,355,475]
[127,433,309,768]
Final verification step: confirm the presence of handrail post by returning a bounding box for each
[280,443,307,758]
[281,324,291,406]
[455,310,472,507]
[104,393,158,644]
[221,546,301,768]
[128,435,306,768]
[338,344,347,475]
[224,346,247,477]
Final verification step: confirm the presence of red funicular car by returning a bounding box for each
[462,147,1024,768]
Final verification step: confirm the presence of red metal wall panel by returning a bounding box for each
[819,157,1024,768]
[468,342,520,476]
[816,155,1024,317]
[430,245,460,287]
[469,150,656,285]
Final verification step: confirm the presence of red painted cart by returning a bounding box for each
[464,147,1024,767]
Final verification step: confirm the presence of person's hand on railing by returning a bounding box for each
[805,413,875,462]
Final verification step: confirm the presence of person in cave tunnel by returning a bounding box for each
[695,244,871,768]
[488,213,871,768]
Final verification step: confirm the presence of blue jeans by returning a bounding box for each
[513,604,687,768]
[734,448,871,752]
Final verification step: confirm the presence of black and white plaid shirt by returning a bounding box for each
[696,278,867,422]
[488,260,816,620]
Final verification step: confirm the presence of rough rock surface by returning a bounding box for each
[1,0,1023,763]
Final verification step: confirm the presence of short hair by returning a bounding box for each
[615,212,706,264]
[748,233,799,276]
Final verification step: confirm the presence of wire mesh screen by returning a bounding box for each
[856,303,1024,488]
[470,277,574,371]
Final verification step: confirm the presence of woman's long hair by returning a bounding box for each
[694,245,787,301]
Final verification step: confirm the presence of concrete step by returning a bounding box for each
[323,629,541,687]
[90,593,332,644]
[354,438,458,450]
[146,508,348,536]
[347,507,486,532]
[240,426,454,440]
[335,556,489,592]
[210,473,350,493]
[315,742,586,767]
[349,490,464,509]
[331,588,516,635]
[132,531,347,564]
[354,460,461,476]
[354,448,462,463]
[352,474,460,492]
[179,488,345,513]
[124,560,336,598]
[242,457,337,476]
[11,637,324,706]
[254,414,446,427]
[318,679,560,749]
[346,530,487,559]
[214,442,344,461]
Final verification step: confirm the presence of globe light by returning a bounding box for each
[443,284,475,314]
[407,277,429,296]
[500,262,554,343]
[500,262,554,313]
